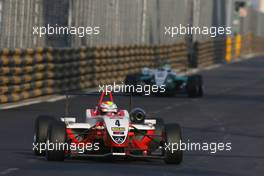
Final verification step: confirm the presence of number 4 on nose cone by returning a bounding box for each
[115,120,120,126]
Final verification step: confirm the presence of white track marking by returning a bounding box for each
[0,168,19,175]
[0,88,98,110]
[45,96,65,102]
[203,64,221,70]
[1,100,41,110]
[0,95,67,110]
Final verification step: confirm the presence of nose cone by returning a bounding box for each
[104,116,129,145]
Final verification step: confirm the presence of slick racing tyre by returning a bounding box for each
[33,115,57,156]
[164,124,183,164]
[46,121,67,161]
[186,74,203,98]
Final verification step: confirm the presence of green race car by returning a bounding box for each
[124,65,203,97]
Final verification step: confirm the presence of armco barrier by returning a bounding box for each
[1,35,263,104]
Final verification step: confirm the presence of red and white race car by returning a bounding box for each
[33,91,183,164]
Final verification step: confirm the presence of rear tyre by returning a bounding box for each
[164,124,183,164]
[186,74,203,98]
[46,121,66,161]
[33,115,56,156]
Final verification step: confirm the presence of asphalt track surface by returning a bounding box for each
[0,56,264,176]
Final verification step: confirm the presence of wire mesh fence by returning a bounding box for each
[2,0,259,48]
[0,0,262,48]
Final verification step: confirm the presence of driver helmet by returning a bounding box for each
[99,101,118,114]
[142,67,150,75]
[162,64,171,72]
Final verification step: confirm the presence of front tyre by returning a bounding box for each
[164,124,183,164]
[33,115,56,156]
[46,121,66,161]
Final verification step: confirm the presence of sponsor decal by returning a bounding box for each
[111,127,125,132]
[112,136,125,144]
[113,131,124,135]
